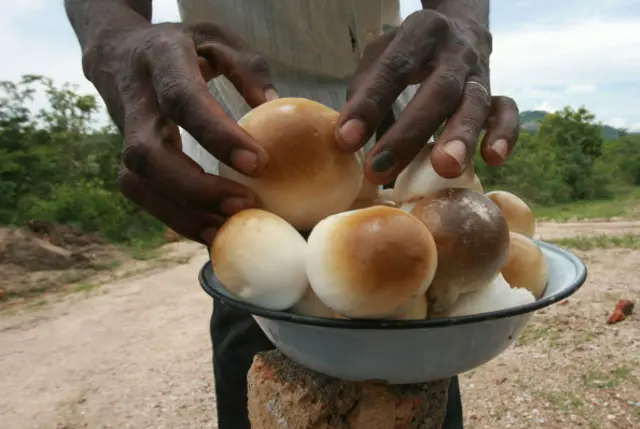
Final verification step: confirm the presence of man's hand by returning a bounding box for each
[336,8,519,185]
[81,21,278,245]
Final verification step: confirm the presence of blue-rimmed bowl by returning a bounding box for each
[199,240,587,384]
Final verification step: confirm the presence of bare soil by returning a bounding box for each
[0,223,195,307]
[535,220,640,240]
[0,221,638,429]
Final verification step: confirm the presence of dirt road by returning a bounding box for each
[1,221,638,429]
[535,220,640,240]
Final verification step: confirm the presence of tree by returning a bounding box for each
[475,106,615,205]
[536,107,608,200]
[0,75,164,244]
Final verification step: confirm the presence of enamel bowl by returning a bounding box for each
[199,240,587,384]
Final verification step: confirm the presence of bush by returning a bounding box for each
[475,106,621,206]
[0,75,165,246]
[18,181,165,243]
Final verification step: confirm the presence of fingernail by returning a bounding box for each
[264,88,279,102]
[220,197,252,216]
[371,149,396,173]
[338,119,366,149]
[442,140,467,167]
[230,149,259,175]
[491,139,508,159]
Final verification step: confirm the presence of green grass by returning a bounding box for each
[516,319,604,349]
[537,390,585,412]
[517,324,561,347]
[75,283,99,293]
[125,234,168,261]
[533,186,640,221]
[548,233,640,251]
[129,246,162,261]
[582,367,634,390]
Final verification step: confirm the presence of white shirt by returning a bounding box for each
[176,0,420,173]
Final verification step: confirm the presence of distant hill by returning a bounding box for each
[519,110,633,140]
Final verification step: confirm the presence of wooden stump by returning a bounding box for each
[247,350,449,429]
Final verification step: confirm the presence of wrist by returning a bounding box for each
[452,18,492,57]
[66,0,149,50]
[81,22,144,82]
[421,0,489,26]
[422,0,491,55]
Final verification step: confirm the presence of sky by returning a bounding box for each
[1,0,640,131]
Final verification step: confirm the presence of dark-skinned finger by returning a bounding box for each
[363,64,467,184]
[344,30,397,102]
[337,41,439,150]
[123,123,262,215]
[197,42,277,107]
[198,56,218,81]
[143,35,268,177]
[188,21,278,105]
[336,47,413,152]
[120,90,262,215]
[430,80,491,177]
[479,95,520,166]
[336,11,451,152]
[118,167,226,245]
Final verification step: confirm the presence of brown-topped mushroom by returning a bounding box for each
[411,188,510,312]
[219,97,363,230]
[306,205,438,319]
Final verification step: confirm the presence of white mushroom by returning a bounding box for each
[211,209,308,310]
[445,274,536,317]
[392,144,483,212]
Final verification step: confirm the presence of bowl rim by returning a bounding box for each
[198,240,588,330]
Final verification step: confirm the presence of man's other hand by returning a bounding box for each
[336,10,520,185]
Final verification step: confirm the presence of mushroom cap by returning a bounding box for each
[306,205,438,318]
[486,190,536,238]
[445,273,536,317]
[393,294,429,320]
[219,97,363,230]
[211,209,308,310]
[501,232,548,299]
[411,188,511,312]
[290,286,336,318]
[393,144,481,209]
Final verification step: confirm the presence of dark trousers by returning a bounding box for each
[210,299,464,428]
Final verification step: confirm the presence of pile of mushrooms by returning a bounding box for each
[211,98,548,321]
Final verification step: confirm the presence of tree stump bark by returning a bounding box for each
[247,350,449,429]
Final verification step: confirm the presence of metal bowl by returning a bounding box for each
[199,240,587,384]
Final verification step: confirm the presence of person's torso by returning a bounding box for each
[177,0,403,79]
[176,0,420,174]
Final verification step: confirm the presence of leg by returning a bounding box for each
[210,297,275,429]
[442,376,464,428]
